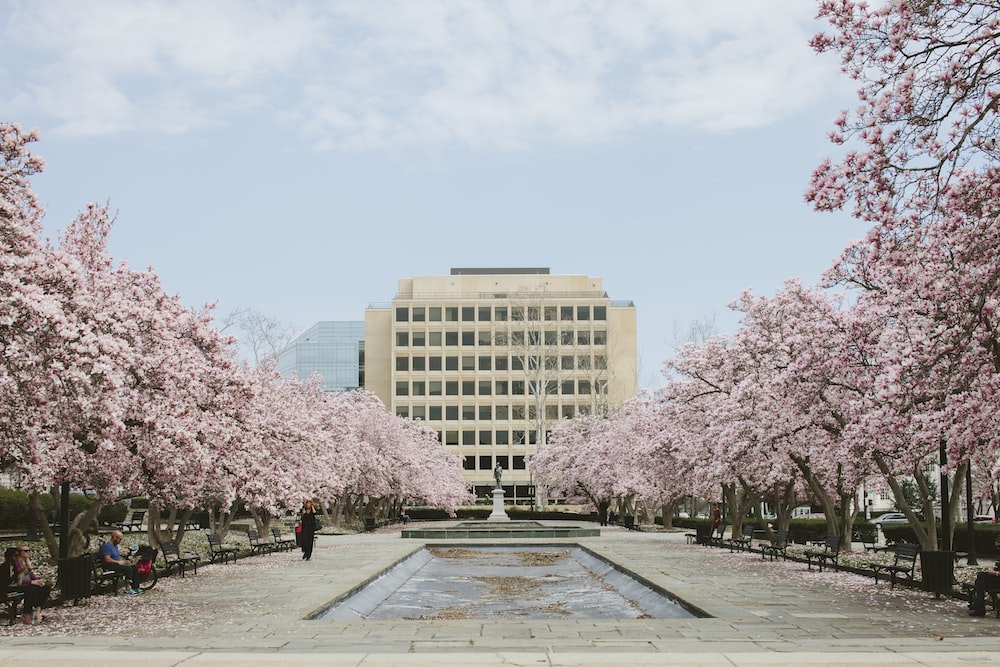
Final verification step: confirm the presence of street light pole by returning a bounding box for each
[967,464,978,566]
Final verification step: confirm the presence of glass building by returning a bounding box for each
[276,321,365,391]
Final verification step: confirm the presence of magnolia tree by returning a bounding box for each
[808,0,1000,546]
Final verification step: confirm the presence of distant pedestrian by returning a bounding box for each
[299,500,318,561]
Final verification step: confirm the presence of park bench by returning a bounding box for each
[759,529,789,562]
[869,543,920,589]
[206,533,238,564]
[727,525,755,553]
[160,540,200,577]
[2,589,24,625]
[247,529,275,556]
[804,534,841,572]
[114,510,145,533]
[706,524,726,548]
[91,552,130,595]
[270,527,296,551]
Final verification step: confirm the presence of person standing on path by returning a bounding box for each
[299,500,318,561]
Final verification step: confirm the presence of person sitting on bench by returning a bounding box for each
[969,534,1000,616]
[100,530,143,595]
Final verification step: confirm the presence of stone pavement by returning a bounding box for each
[1,525,1000,666]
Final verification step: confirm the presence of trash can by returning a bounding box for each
[58,555,93,601]
[921,550,955,597]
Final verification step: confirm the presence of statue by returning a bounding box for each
[493,462,503,489]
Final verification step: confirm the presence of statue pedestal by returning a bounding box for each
[487,488,510,522]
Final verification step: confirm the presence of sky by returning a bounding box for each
[1,0,864,388]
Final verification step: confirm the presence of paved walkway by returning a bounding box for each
[1,525,999,666]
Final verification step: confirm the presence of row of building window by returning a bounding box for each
[397,403,596,422]
[395,378,608,397]
[396,304,608,323]
[395,355,608,373]
[463,455,527,471]
[395,329,607,347]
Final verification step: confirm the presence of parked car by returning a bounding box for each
[871,512,908,525]
[973,515,996,523]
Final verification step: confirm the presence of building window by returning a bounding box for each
[495,306,508,321]
[462,355,475,370]
[578,380,591,394]
[495,380,508,395]
[429,380,442,396]
[412,307,425,322]
[544,306,557,321]
[562,405,575,418]
[479,356,491,371]
[462,380,475,395]
[512,406,525,420]
[412,356,425,371]
[463,430,475,445]
[462,306,475,321]
[396,307,408,322]
[429,307,442,322]
[578,355,591,370]
[429,356,442,371]
[545,355,557,370]
[479,431,493,445]
[495,355,508,370]
[561,306,573,321]
[428,331,441,346]
[445,405,458,420]
[462,404,475,420]
[544,330,557,345]
[512,380,524,395]
[494,331,508,346]
[395,381,408,396]
[545,405,558,419]
[396,356,408,371]
[395,406,408,417]
[561,330,573,345]
[446,307,459,322]
[446,356,458,370]
[595,355,607,369]
[464,456,476,470]
[594,330,607,345]
[396,332,408,346]
[479,381,491,396]
[561,355,574,370]
[478,331,492,346]
[577,305,590,320]
[412,331,425,346]
[511,306,523,321]
[429,406,442,420]
[495,405,509,419]
[479,455,492,470]
[446,331,458,346]
[527,306,540,320]
[446,381,459,395]
[513,455,526,470]
[412,405,425,419]
[479,404,492,419]
[577,331,591,345]
[594,305,607,320]
[445,430,458,445]
[496,430,509,445]
[478,306,491,321]
[413,381,425,396]
[462,331,475,346]
[513,429,525,444]
[561,380,575,395]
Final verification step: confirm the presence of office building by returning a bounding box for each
[364,268,637,502]
[276,321,365,391]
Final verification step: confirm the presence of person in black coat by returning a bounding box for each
[299,500,319,561]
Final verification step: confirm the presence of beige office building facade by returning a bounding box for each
[365,268,637,503]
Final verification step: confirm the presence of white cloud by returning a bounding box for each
[1,0,844,147]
